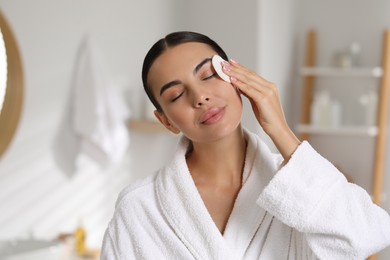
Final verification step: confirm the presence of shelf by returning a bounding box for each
[296,124,379,136]
[300,67,383,77]
[298,29,390,211]
[127,120,166,133]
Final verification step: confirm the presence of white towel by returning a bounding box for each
[53,35,130,176]
[101,129,390,259]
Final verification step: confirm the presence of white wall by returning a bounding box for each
[257,0,296,149]
[258,0,296,111]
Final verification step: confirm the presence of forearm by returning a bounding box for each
[269,125,301,162]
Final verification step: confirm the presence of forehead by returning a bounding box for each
[147,42,216,89]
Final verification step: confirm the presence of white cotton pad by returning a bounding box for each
[212,55,231,83]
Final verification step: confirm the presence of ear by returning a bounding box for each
[154,110,181,134]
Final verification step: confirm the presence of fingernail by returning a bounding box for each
[230,59,238,64]
[230,76,237,82]
[223,65,231,72]
[222,61,230,68]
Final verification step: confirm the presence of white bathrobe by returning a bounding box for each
[101,130,390,259]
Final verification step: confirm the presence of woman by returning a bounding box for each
[101,31,390,259]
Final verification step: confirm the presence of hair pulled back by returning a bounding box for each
[142,31,228,112]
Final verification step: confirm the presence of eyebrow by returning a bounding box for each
[194,57,212,75]
[159,80,181,96]
[159,57,212,96]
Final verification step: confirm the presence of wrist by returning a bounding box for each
[270,127,301,161]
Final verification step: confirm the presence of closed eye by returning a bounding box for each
[202,73,217,81]
[171,92,184,102]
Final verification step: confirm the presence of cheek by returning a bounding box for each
[231,96,243,119]
[233,87,243,103]
[164,108,192,128]
[220,83,242,104]
[225,85,243,117]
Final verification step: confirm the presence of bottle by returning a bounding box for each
[74,221,87,255]
[330,100,342,127]
[349,42,361,67]
[365,90,378,126]
[311,90,332,126]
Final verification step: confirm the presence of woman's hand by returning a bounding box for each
[222,59,301,161]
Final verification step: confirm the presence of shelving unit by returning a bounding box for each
[296,124,379,137]
[297,29,390,211]
[300,66,383,77]
[127,119,167,133]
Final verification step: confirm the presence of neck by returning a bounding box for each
[186,127,247,188]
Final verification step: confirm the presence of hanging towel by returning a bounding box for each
[53,34,130,176]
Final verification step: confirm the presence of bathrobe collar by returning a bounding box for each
[155,129,280,259]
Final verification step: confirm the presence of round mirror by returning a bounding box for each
[0,27,6,112]
[0,9,23,159]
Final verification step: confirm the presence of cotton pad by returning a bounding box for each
[212,55,231,83]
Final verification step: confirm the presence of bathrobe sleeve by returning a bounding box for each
[257,141,390,259]
[101,228,120,260]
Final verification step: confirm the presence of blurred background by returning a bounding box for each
[0,0,390,259]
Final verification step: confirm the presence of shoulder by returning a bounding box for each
[114,172,159,209]
[102,172,162,257]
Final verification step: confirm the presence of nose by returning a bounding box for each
[197,97,210,107]
[189,83,211,107]
[194,93,210,107]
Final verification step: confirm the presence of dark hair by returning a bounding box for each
[142,31,228,112]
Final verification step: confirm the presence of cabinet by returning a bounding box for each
[297,30,390,207]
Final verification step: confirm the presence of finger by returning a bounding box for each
[230,76,263,102]
[222,62,273,94]
[228,59,272,86]
[230,74,277,104]
[223,62,261,86]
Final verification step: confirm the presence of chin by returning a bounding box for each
[199,121,243,144]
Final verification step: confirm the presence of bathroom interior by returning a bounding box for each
[0,0,390,259]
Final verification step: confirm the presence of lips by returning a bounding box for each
[199,107,225,125]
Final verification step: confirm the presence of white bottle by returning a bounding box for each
[366,90,378,126]
[311,90,332,127]
[349,42,361,67]
[330,100,342,127]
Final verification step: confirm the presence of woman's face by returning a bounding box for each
[147,42,243,143]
